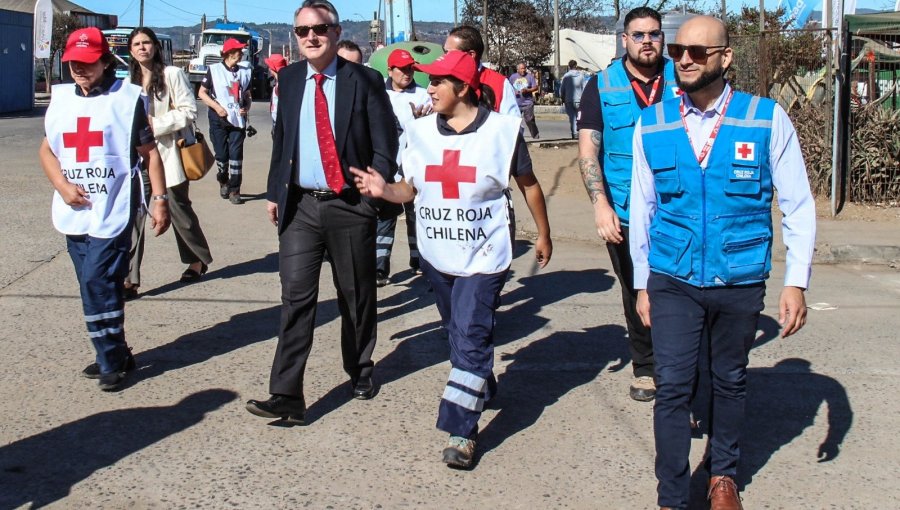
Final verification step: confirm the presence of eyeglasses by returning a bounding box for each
[666,44,727,62]
[293,24,335,38]
[627,30,663,43]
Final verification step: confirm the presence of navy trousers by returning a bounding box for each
[422,258,507,439]
[648,273,765,509]
[208,112,245,193]
[66,177,137,375]
[375,201,419,276]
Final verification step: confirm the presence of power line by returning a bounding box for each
[119,0,137,18]
[156,0,205,17]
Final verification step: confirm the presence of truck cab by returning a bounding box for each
[187,23,268,99]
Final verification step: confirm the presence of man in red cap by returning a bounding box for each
[264,53,288,130]
[374,48,433,286]
[197,37,252,204]
[39,27,170,391]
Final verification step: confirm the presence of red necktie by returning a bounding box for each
[313,73,345,194]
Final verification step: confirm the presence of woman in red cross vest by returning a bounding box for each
[351,50,552,469]
[197,38,252,205]
[39,27,170,391]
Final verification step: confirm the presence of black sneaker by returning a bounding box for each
[229,192,243,205]
[83,350,135,380]
[220,183,229,199]
[376,271,389,287]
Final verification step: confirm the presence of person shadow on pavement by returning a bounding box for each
[685,315,853,508]
[0,389,236,510]
[476,323,630,457]
[303,267,616,425]
[140,252,279,299]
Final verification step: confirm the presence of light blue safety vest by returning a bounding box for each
[639,91,776,287]
[597,58,677,224]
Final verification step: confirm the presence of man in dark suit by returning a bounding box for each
[246,0,398,424]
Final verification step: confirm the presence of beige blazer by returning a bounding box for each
[149,66,197,188]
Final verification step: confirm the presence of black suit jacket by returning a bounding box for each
[267,56,399,234]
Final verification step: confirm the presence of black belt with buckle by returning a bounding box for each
[301,188,339,201]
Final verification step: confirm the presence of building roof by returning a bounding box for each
[0,0,96,14]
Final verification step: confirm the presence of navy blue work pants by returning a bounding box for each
[65,178,137,375]
[648,273,764,509]
[421,258,507,439]
[208,112,245,193]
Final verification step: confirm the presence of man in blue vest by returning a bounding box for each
[577,6,677,402]
[630,15,816,510]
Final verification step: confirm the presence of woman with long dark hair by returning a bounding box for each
[125,27,212,292]
[352,50,552,468]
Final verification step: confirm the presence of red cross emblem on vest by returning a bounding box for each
[63,117,104,163]
[735,142,755,162]
[228,81,241,103]
[424,149,477,199]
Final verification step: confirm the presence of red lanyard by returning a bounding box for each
[631,75,661,107]
[679,88,734,164]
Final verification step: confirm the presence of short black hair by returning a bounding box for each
[568,59,577,68]
[624,6,662,31]
[337,39,361,52]
[447,25,484,61]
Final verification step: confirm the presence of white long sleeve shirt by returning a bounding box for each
[629,83,816,290]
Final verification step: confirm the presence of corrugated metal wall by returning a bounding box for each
[0,9,34,114]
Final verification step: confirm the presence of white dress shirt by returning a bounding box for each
[630,83,816,290]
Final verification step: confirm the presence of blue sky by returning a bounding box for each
[72,1,458,26]
[73,0,894,27]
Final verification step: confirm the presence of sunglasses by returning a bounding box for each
[293,24,335,38]
[666,44,727,62]
[628,30,663,43]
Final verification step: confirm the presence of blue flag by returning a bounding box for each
[778,0,821,28]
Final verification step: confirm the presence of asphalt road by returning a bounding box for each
[1,99,899,509]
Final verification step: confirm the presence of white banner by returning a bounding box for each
[34,0,53,59]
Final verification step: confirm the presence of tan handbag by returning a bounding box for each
[177,125,214,181]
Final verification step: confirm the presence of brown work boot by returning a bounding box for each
[708,475,743,510]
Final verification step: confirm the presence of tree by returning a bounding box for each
[461,0,552,69]
[43,13,82,93]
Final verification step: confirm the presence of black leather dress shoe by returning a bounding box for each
[352,376,375,400]
[246,395,306,424]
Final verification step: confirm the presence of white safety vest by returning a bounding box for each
[270,83,279,124]
[210,62,251,128]
[402,112,520,276]
[45,80,141,238]
[386,84,431,166]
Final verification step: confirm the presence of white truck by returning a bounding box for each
[187,22,269,99]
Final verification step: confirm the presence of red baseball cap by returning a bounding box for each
[61,27,109,64]
[221,38,247,55]
[264,54,288,73]
[414,50,480,93]
[387,49,416,69]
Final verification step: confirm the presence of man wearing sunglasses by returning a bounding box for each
[630,15,816,510]
[578,6,678,404]
[246,0,399,424]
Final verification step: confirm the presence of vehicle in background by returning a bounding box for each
[103,28,173,80]
[187,23,269,99]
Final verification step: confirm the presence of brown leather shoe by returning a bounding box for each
[708,475,743,510]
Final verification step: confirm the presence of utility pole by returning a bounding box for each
[139,0,144,26]
[553,0,560,85]
[224,0,228,23]
[482,0,488,55]
[720,0,726,20]
[454,0,458,26]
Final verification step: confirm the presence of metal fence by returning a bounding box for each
[729,29,837,199]
[728,26,900,205]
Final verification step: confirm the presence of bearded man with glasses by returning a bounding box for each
[630,15,816,510]
[577,6,679,404]
[246,0,398,424]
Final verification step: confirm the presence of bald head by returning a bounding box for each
[675,15,728,47]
